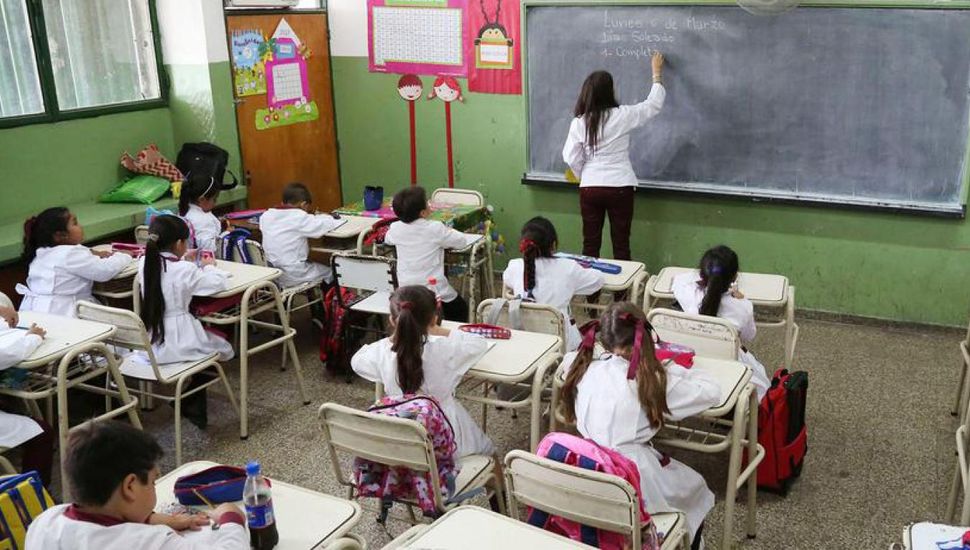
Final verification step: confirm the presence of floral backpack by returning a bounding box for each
[527,432,660,550]
[353,395,461,523]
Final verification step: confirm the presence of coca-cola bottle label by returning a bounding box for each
[246,499,275,528]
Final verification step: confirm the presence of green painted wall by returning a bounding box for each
[0,109,175,220]
[332,56,970,327]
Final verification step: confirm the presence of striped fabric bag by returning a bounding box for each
[0,472,54,550]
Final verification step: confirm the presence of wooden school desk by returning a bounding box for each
[156,461,362,549]
[444,321,562,452]
[645,267,799,369]
[382,506,593,549]
[133,260,309,439]
[3,312,142,499]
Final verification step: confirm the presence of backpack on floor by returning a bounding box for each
[176,142,238,189]
[0,471,53,550]
[319,285,359,375]
[353,395,460,522]
[755,368,808,494]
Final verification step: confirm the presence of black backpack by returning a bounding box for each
[176,142,239,189]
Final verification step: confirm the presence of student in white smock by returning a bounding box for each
[0,303,54,485]
[179,174,225,254]
[25,421,248,550]
[17,207,133,317]
[352,285,494,457]
[562,52,667,261]
[259,182,342,288]
[384,186,481,322]
[560,303,719,547]
[671,245,770,400]
[137,215,234,365]
[502,216,603,351]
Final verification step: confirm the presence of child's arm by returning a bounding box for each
[568,260,605,296]
[301,213,343,239]
[561,119,586,178]
[435,223,482,251]
[736,300,757,342]
[663,366,722,422]
[443,330,489,380]
[0,326,44,370]
[350,341,385,383]
[186,264,231,298]
[66,247,134,282]
[155,504,248,549]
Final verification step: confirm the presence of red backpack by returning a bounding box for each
[319,285,359,378]
[753,368,808,494]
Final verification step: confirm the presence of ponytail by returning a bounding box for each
[697,245,740,317]
[518,216,558,299]
[389,286,437,394]
[22,207,70,264]
[179,173,219,216]
[560,319,599,424]
[140,216,190,344]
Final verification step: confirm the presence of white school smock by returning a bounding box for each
[182,204,221,254]
[351,329,494,457]
[25,504,248,550]
[135,254,233,364]
[17,245,133,317]
[0,319,44,448]
[259,207,341,288]
[562,83,666,188]
[502,257,604,351]
[671,272,770,400]
[384,219,481,303]
[567,352,720,540]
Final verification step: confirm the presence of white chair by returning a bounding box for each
[951,318,970,416]
[324,534,367,549]
[947,320,970,525]
[0,291,13,309]
[76,302,239,465]
[646,308,741,361]
[317,402,505,525]
[504,450,689,549]
[430,187,484,207]
[134,225,150,246]
[331,253,397,315]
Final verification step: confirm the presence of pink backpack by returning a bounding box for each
[528,432,659,550]
[353,395,459,523]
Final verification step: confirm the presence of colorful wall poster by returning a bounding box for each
[367,0,469,77]
[231,29,270,97]
[467,0,521,94]
[255,35,319,130]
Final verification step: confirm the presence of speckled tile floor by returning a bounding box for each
[39,309,968,549]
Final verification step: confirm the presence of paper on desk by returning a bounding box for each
[908,522,969,549]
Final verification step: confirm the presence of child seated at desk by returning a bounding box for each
[259,182,343,289]
[671,245,770,400]
[0,304,54,486]
[25,421,247,550]
[502,216,604,351]
[138,215,233,428]
[384,186,481,322]
[559,303,720,549]
[17,207,134,317]
[351,285,493,457]
[179,173,228,255]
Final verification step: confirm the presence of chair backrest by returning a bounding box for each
[430,188,484,207]
[242,239,267,267]
[332,254,396,293]
[75,301,165,379]
[134,225,150,246]
[318,402,446,510]
[504,450,641,545]
[0,292,12,310]
[647,308,740,360]
[477,298,567,354]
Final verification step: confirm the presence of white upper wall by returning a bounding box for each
[327,0,367,57]
[157,0,229,65]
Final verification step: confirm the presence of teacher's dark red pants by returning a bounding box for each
[580,186,635,260]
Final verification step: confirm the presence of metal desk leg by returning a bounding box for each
[745,389,759,539]
[721,385,752,550]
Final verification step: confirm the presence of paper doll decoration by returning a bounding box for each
[474,0,514,69]
[255,36,320,130]
[398,74,423,185]
[428,76,464,187]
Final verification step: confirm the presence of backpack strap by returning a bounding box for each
[484,297,524,330]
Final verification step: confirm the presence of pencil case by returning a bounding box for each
[174,465,248,506]
[111,243,146,257]
[458,323,512,339]
[655,340,695,368]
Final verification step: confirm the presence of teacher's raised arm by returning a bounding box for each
[562,51,667,261]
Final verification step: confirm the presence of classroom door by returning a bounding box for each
[226,12,341,210]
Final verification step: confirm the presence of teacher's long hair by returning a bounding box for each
[574,71,620,152]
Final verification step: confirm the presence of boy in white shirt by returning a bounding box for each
[25,421,247,550]
[384,186,481,322]
[259,182,343,289]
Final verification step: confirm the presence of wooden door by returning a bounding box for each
[226,12,341,210]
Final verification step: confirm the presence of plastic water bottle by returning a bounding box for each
[427,277,443,324]
[243,461,279,550]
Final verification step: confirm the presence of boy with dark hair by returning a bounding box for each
[25,421,247,549]
[259,181,343,289]
[385,186,481,322]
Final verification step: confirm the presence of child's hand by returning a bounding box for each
[0,306,18,328]
[150,511,210,531]
[208,503,245,525]
[27,324,46,339]
[200,255,216,267]
[92,249,114,259]
[428,325,451,337]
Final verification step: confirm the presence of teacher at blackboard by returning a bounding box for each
[562,51,666,260]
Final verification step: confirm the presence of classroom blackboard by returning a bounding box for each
[524,4,970,216]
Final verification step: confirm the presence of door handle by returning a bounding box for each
[233,98,245,105]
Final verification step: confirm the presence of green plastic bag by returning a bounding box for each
[99,175,171,204]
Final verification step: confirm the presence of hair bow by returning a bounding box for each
[619,313,647,379]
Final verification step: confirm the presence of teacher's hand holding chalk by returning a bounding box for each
[652,51,665,83]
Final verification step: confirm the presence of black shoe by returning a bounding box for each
[181,388,208,429]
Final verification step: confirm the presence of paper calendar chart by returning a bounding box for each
[368,0,469,76]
